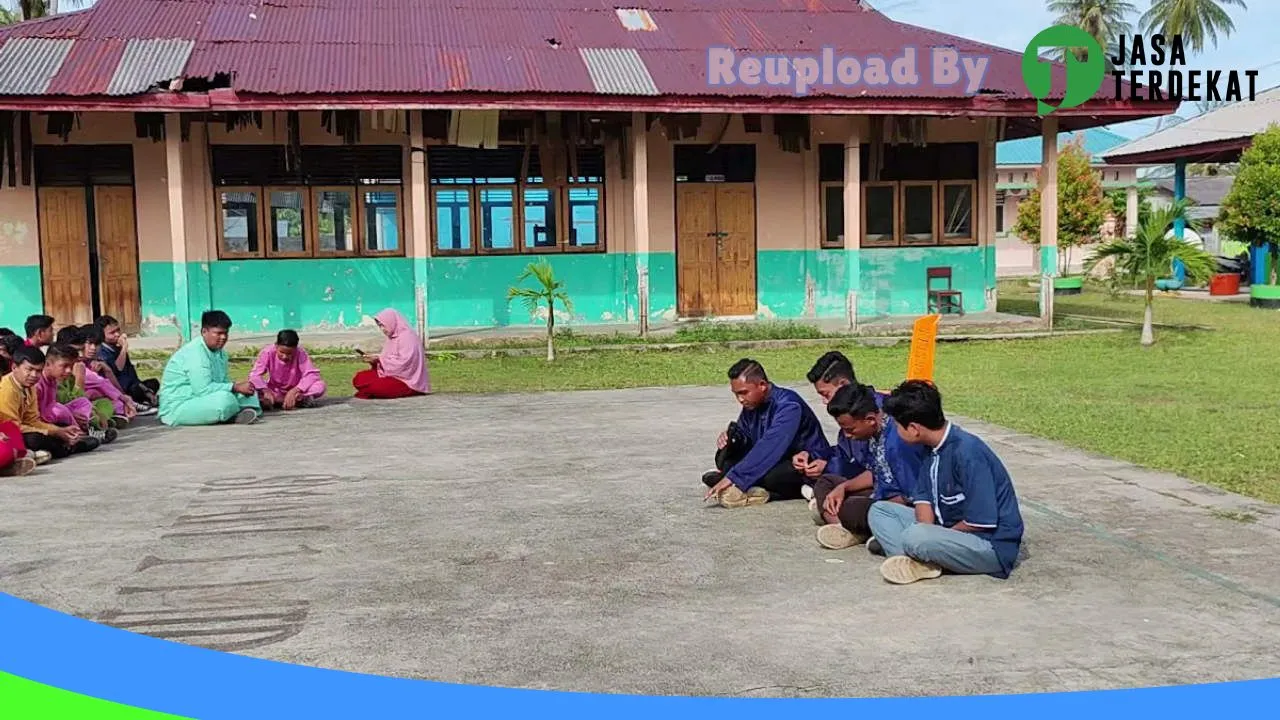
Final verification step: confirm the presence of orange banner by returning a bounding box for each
[906,314,940,382]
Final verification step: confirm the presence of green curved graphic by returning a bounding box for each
[0,671,191,719]
[1022,25,1106,116]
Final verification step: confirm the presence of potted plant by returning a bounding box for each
[1014,139,1107,296]
[1218,123,1280,308]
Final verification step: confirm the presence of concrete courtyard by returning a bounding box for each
[2,385,1279,698]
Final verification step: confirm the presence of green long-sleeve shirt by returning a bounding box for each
[158,338,234,423]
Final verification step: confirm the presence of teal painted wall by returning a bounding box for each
[207,258,417,333]
[0,265,43,331]
[429,253,638,328]
[756,246,990,321]
[11,246,994,336]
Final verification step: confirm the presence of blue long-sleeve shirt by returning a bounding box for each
[826,392,928,501]
[726,386,831,491]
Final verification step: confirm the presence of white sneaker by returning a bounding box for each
[800,484,815,501]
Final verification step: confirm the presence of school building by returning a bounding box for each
[0,0,1175,339]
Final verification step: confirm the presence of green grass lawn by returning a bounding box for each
[224,282,1279,504]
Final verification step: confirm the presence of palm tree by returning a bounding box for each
[1047,0,1136,66]
[1140,0,1248,54]
[1085,199,1216,346]
[506,259,573,362]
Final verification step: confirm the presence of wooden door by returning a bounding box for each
[712,183,757,316]
[37,187,94,326]
[675,184,718,317]
[93,186,143,333]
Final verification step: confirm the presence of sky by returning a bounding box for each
[874,0,1280,139]
[4,0,1274,141]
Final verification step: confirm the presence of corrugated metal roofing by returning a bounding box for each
[106,38,194,95]
[0,0,1135,104]
[0,38,75,95]
[997,129,1132,166]
[580,48,660,96]
[1101,86,1280,160]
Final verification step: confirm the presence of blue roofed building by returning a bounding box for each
[995,128,1150,276]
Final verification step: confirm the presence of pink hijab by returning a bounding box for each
[374,309,430,394]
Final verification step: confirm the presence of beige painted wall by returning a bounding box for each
[0,184,38,266]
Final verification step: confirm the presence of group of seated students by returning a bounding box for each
[0,306,431,476]
[702,352,1025,586]
[0,314,160,476]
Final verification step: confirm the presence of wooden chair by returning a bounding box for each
[926,266,964,315]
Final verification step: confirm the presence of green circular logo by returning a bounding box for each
[1022,25,1106,116]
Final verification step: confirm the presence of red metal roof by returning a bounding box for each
[0,0,1165,119]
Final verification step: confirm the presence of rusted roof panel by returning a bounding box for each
[43,39,126,96]
[0,0,1131,105]
[580,48,659,96]
[0,38,75,95]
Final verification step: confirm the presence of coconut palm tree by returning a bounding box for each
[507,259,574,362]
[1085,199,1216,346]
[1140,0,1248,54]
[1047,0,1136,65]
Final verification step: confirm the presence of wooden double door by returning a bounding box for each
[36,145,142,332]
[676,183,757,317]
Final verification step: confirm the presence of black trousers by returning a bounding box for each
[703,425,807,501]
[126,378,160,404]
[811,474,875,535]
[23,432,71,459]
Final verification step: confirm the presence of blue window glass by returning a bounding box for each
[480,188,515,250]
[568,187,600,248]
[434,188,471,251]
[523,187,557,250]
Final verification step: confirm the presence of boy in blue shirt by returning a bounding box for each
[870,380,1025,585]
[703,358,831,509]
[809,382,928,551]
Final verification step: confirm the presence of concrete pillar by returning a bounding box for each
[1173,158,1187,240]
[164,114,191,342]
[631,112,651,337]
[1126,184,1139,238]
[1039,116,1059,325]
[842,117,861,330]
[409,111,431,344]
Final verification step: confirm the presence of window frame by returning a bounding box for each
[938,179,978,246]
[215,186,266,259]
[262,185,312,259]
[357,186,406,258]
[861,181,900,248]
[819,180,845,249]
[475,183,522,256]
[563,182,605,254]
[899,180,940,247]
[309,186,361,258]
[431,185,475,256]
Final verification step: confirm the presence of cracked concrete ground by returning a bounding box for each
[2,385,1279,698]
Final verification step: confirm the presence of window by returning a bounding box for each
[862,183,898,247]
[940,181,976,244]
[995,200,1006,236]
[821,184,844,248]
[818,141,979,249]
[211,145,405,260]
[901,182,937,245]
[428,146,605,255]
[216,188,262,258]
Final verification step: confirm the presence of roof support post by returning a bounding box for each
[409,111,431,346]
[1173,158,1187,240]
[1126,185,1139,239]
[842,116,862,332]
[631,111,651,338]
[164,113,191,342]
[1038,115,1059,328]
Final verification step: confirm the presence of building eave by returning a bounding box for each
[1102,137,1253,165]
[0,91,1179,127]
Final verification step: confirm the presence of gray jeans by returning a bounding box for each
[867,501,1003,575]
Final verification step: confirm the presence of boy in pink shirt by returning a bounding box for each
[250,330,326,411]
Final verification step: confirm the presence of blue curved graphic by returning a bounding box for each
[0,591,1276,719]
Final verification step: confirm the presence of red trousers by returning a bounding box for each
[352,369,422,400]
[0,420,29,469]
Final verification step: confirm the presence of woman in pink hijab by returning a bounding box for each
[352,309,431,400]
